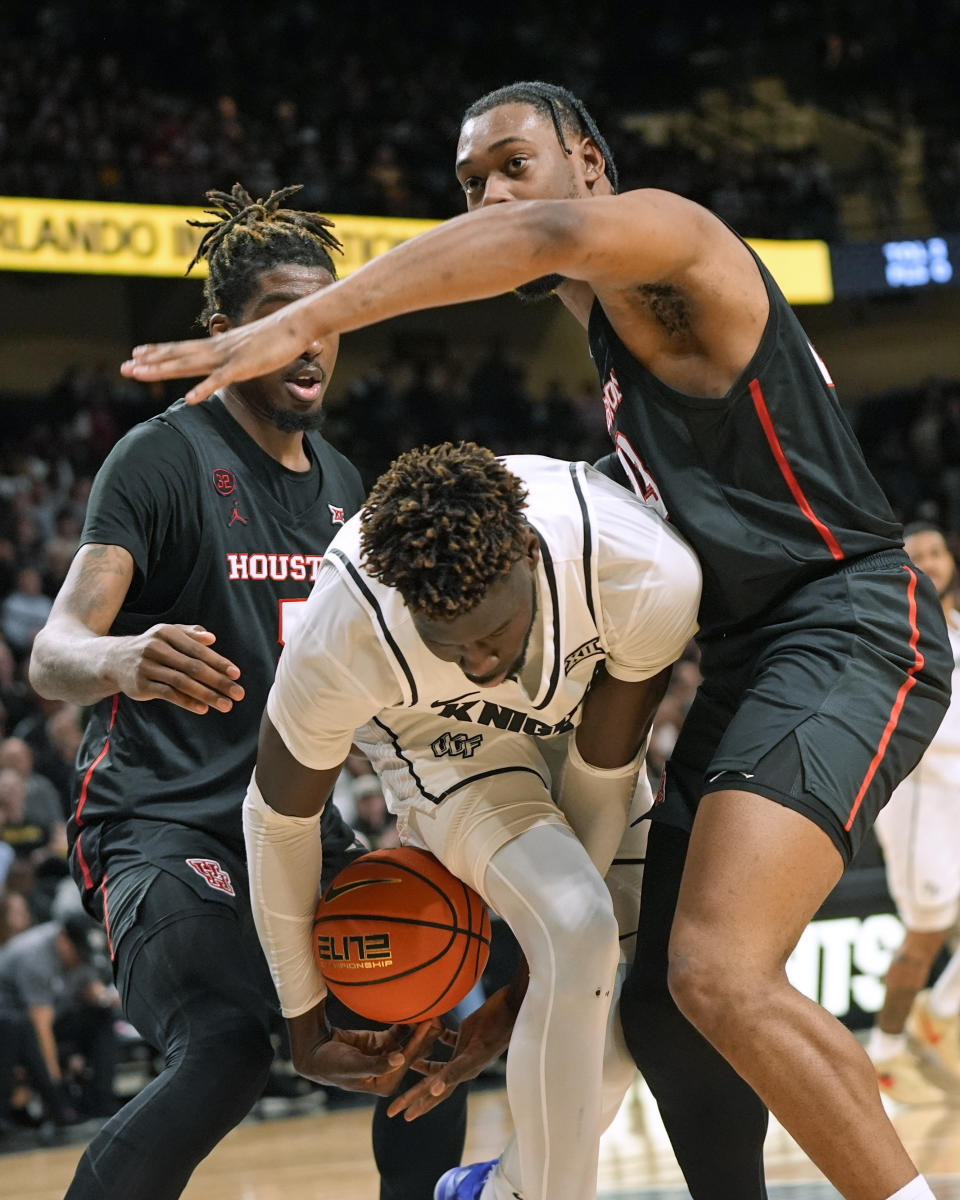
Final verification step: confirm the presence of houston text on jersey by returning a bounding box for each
[226,552,325,581]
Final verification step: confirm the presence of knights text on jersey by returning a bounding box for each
[588,249,902,636]
[69,399,365,898]
[266,455,701,808]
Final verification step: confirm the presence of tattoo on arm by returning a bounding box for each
[62,544,134,628]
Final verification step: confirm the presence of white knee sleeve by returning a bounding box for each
[481,824,621,1200]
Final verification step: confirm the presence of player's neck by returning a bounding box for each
[219,392,312,471]
[943,593,956,622]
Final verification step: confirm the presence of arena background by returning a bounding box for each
[2,0,960,1184]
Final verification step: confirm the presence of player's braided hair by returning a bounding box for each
[462,81,619,193]
[360,442,530,620]
[186,182,343,324]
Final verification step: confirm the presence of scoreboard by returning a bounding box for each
[830,235,959,299]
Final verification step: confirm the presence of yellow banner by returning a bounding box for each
[0,196,834,302]
[749,238,834,305]
[0,196,437,279]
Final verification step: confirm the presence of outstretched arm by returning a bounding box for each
[29,543,244,713]
[121,190,733,403]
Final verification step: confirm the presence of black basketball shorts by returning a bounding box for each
[659,549,953,863]
[97,804,368,1002]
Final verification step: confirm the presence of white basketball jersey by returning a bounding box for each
[268,455,700,816]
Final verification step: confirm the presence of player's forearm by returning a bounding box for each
[557,732,640,876]
[29,621,128,705]
[287,997,333,1069]
[289,201,582,340]
[576,664,670,769]
[243,773,328,1018]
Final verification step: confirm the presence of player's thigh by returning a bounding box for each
[875,781,960,931]
[402,764,570,898]
[115,870,273,1051]
[675,788,845,973]
[357,720,569,896]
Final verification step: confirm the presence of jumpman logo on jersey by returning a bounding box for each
[228,501,248,526]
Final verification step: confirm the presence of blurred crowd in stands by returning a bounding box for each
[1,0,959,238]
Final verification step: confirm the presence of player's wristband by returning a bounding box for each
[556,734,642,877]
[243,775,327,1018]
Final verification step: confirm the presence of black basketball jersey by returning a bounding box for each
[69,398,365,899]
[588,250,901,637]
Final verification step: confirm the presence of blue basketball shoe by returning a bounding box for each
[433,1158,499,1200]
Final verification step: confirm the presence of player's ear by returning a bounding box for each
[582,138,605,190]
[208,313,233,336]
[523,527,540,568]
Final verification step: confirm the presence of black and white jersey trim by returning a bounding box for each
[328,548,418,704]
[568,463,597,624]
[372,716,549,807]
[529,522,562,712]
[437,765,550,803]
[371,715,436,801]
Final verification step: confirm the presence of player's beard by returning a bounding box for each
[269,404,327,433]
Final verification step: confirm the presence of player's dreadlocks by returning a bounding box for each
[186,183,344,324]
[462,81,619,194]
[361,443,530,621]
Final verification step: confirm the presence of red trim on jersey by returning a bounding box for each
[845,566,924,831]
[101,877,115,959]
[74,694,120,891]
[749,379,845,561]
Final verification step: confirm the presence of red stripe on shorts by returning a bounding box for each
[75,693,120,890]
[749,378,844,561]
[845,565,924,831]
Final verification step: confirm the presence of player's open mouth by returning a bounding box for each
[284,375,323,402]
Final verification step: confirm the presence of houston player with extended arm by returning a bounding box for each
[122,85,953,1200]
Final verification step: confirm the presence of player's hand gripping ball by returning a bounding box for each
[313,846,492,1023]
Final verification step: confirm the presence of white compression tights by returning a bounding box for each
[478,824,624,1200]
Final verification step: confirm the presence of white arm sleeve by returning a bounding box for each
[243,774,327,1019]
[587,469,702,681]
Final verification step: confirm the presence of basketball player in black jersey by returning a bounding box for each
[30,186,466,1200]
[122,89,953,1200]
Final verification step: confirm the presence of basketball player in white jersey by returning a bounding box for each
[868,523,960,1102]
[242,442,701,1200]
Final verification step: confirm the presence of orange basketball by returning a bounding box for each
[313,846,492,1023]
